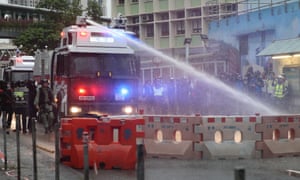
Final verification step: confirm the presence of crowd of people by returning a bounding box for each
[0,66,289,132]
[0,79,55,134]
[141,66,289,115]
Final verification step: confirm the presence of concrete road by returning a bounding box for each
[1,122,300,180]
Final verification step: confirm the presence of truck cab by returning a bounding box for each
[49,16,140,117]
[0,55,35,113]
[0,55,35,83]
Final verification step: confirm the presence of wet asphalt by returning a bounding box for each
[0,122,300,180]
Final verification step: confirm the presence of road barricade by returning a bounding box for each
[60,116,144,169]
[255,115,300,158]
[143,115,202,159]
[199,116,261,160]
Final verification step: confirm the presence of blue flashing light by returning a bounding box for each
[120,87,129,95]
[115,86,130,101]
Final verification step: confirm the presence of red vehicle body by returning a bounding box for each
[35,16,140,117]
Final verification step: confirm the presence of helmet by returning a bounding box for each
[18,80,25,87]
[40,79,49,84]
[0,80,7,90]
[278,75,284,79]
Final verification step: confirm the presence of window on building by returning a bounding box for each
[132,16,139,23]
[162,68,171,80]
[146,24,154,37]
[131,0,138,2]
[222,3,237,13]
[216,62,225,75]
[153,68,161,79]
[239,36,248,55]
[160,13,169,20]
[176,21,185,35]
[207,5,219,15]
[143,69,151,84]
[192,19,202,33]
[176,11,185,18]
[131,26,140,38]
[142,14,153,22]
[189,9,201,17]
[161,23,169,36]
[118,0,124,4]
[203,63,215,75]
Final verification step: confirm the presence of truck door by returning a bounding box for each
[0,68,4,80]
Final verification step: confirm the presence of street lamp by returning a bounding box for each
[184,38,192,64]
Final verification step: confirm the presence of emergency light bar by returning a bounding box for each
[10,55,35,69]
[15,57,23,63]
[59,16,134,53]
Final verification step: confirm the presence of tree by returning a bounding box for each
[13,22,60,55]
[13,0,82,53]
[13,0,104,54]
[35,0,69,24]
[86,0,103,23]
[62,0,83,26]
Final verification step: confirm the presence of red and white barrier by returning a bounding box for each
[143,114,300,160]
[200,116,261,159]
[143,115,202,159]
[255,115,300,158]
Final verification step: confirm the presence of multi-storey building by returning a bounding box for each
[111,0,241,83]
[8,0,39,7]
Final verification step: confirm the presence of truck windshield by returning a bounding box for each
[69,53,138,77]
[11,71,33,82]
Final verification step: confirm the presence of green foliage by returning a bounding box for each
[86,0,103,23]
[62,0,83,26]
[13,0,90,54]
[36,0,68,11]
[35,0,69,24]
[13,22,60,55]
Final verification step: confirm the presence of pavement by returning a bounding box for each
[0,121,84,180]
[1,119,300,180]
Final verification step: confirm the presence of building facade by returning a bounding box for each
[209,0,300,75]
[8,0,39,7]
[111,0,241,83]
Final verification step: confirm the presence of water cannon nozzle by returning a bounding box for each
[76,16,87,26]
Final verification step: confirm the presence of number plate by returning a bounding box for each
[79,96,95,101]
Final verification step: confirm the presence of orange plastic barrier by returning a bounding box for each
[60,116,144,169]
[143,115,202,159]
[197,116,261,160]
[70,142,136,169]
[255,115,300,158]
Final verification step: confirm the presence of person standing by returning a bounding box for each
[0,81,14,132]
[254,70,264,97]
[142,80,154,114]
[273,75,288,110]
[264,71,276,103]
[176,77,190,115]
[27,80,37,133]
[152,78,166,114]
[13,80,28,134]
[166,77,177,114]
[34,79,55,134]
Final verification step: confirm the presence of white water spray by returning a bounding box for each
[134,43,277,115]
[87,19,278,115]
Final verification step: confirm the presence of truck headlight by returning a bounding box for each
[70,106,82,114]
[123,106,133,114]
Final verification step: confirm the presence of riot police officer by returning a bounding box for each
[34,79,55,134]
[27,80,37,133]
[13,80,29,133]
[0,81,14,132]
